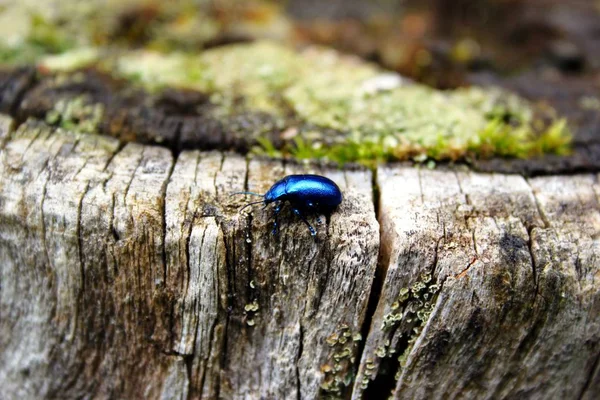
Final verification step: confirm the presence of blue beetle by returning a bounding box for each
[234,174,343,237]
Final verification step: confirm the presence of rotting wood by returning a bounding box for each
[13,69,283,153]
[0,66,36,116]
[0,117,379,399]
[1,115,599,399]
[355,166,600,399]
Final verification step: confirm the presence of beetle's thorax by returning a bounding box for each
[264,178,289,204]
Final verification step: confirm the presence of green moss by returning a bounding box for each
[45,95,104,134]
[534,119,572,156]
[254,137,282,158]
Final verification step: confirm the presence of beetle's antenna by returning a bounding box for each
[231,191,264,197]
[238,200,265,213]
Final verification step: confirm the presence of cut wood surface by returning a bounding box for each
[1,116,599,399]
[355,166,600,399]
[0,118,379,399]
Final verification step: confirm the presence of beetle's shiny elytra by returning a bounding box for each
[234,174,343,237]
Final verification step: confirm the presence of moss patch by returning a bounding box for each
[45,95,105,133]
[102,42,571,165]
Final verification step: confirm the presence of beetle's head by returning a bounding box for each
[264,181,287,204]
[263,191,276,204]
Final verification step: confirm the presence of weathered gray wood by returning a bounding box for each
[163,153,380,399]
[354,166,600,399]
[165,150,228,400]
[220,160,379,399]
[2,115,599,399]
[0,114,13,146]
[0,118,379,399]
[0,119,179,398]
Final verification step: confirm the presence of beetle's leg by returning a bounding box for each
[272,202,282,235]
[307,202,323,225]
[292,208,316,237]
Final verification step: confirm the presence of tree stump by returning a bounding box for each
[0,14,597,395]
[1,115,599,399]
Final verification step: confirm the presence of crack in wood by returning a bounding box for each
[295,323,304,400]
[160,153,177,287]
[579,350,600,400]
[77,181,90,299]
[525,177,551,229]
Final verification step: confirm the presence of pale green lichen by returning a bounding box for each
[0,0,224,64]
[114,50,210,93]
[244,300,259,312]
[40,47,100,71]
[0,11,75,64]
[321,324,362,398]
[360,272,442,392]
[104,41,572,165]
[243,299,260,327]
[579,96,600,110]
[147,9,220,52]
[380,273,439,331]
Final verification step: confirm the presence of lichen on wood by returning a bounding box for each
[37,42,571,165]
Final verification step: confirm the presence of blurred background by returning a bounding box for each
[4,0,600,87]
[288,0,600,88]
[286,0,600,145]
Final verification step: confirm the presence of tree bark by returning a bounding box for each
[1,116,599,399]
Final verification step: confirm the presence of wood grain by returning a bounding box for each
[354,166,600,399]
[1,117,598,398]
[0,118,379,399]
